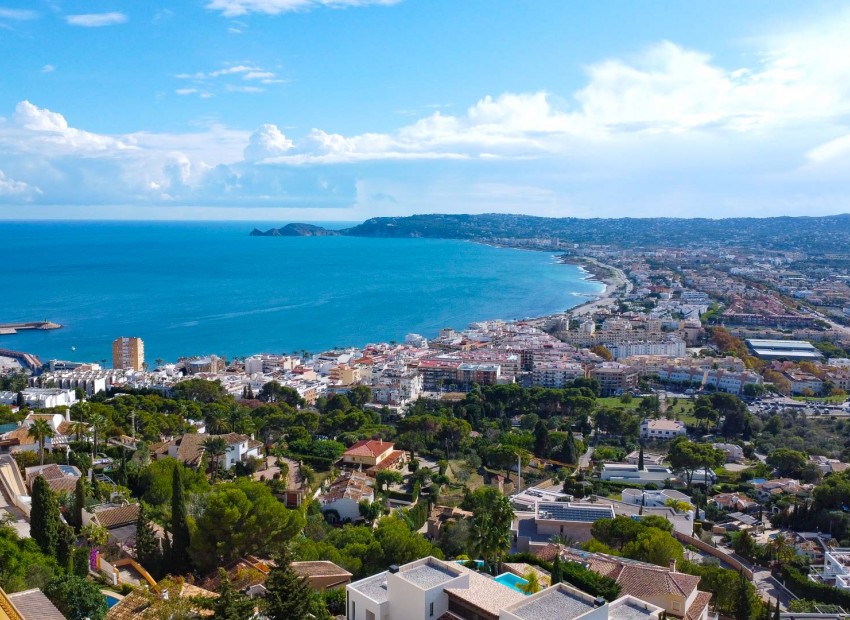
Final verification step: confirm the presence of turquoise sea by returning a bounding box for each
[0,221,603,365]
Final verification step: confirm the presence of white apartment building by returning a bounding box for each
[530,362,585,388]
[607,338,686,361]
[0,387,78,409]
[346,556,664,620]
[621,488,693,511]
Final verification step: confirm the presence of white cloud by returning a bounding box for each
[41,64,55,73]
[0,170,40,197]
[225,85,264,93]
[244,124,294,161]
[66,12,128,27]
[206,0,400,17]
[0,8,39,20]
[4,10,850,218]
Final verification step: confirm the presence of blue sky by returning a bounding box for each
[1,0,850,220]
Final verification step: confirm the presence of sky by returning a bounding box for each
[1,1,850,221]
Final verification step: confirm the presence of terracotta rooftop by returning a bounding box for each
[343,439,394,458]
[92,503,141,529]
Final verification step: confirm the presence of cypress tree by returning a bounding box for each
[550,554,562,585]
[57,523,76,569]
[73,476,86,531]
[212,568,256,620]
[733,569,753,620]
[135,504,163,579]
[170,466,192,574]
[638,445,645,471]
[773,599,780,620]
[31,475,61,558]
[559,431,578,465]
[264,548,312,620]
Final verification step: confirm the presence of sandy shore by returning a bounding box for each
[519,255,631,328]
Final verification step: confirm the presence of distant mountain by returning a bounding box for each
[250,223,341,237]
[251,213,850,251]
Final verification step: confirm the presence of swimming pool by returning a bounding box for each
[494,572,530,594]
[105,594,121,608]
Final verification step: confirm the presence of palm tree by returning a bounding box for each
[89,413,108,461]
[203,436,228,481]
[28,419,55,465]
[69,420,89,442]
[520,569,544,594]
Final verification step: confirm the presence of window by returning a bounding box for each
[430,602,435,617]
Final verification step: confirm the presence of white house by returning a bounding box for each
[600,463,674,485]
[346,555,664,620]
[621,488,693,511]
[712,443,745,463]
[218,433,263,471]
[817,549,850,590]
[640,419,686,440]
[320,471,375,523]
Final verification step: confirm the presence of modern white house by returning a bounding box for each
[600,463,674,485]
[712,443,745,463]
[345,555,665,620]
[639,419,686,440]
[815,549,850,590]
[621,488,693,511]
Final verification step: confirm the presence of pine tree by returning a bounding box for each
[550,554,562,585]
[264,548,312,620]
[135,504,163,579]
[638,444,645,470]
[31,475,61,558]
[73,476,86,531]
[212,568,256,620]
[169,466,192,574]
[733,569,753,620]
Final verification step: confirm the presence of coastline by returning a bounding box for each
[512,253,630,330]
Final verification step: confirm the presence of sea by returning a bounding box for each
[0,221,604,365]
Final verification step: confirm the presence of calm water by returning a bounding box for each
[0,221,602,365]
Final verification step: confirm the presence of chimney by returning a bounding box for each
[388,564,399,574]
[593,597,605,607]
[65,407,71,422]
[669,559,677,572]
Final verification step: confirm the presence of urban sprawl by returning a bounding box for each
[3,240,850,620]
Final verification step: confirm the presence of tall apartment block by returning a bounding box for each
[112,337,144,371]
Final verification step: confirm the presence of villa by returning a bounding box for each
[345,556,665,620]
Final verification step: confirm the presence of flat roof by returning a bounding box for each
[399,560,460,589]
[745,339,818,350]
[503,584,596,620]
[536,502,615,523]
[609,597,661,620]
[348,572,389,603]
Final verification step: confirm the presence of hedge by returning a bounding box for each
[505,553,621,601]
[779,565,850,608]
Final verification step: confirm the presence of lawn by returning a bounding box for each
[791,395,847,403]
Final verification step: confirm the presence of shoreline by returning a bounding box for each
[4,238,627,365]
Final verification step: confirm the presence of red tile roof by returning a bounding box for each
[343,439,393,458]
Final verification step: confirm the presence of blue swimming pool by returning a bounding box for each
[494,572,530,594]
[105,595,121,608]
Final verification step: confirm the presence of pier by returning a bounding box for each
[0,321,62,336]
